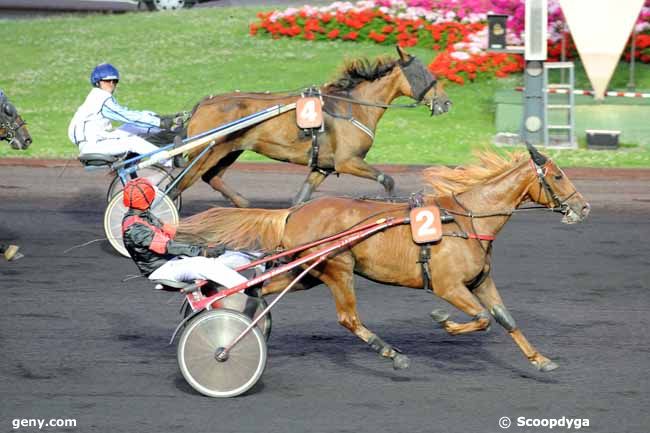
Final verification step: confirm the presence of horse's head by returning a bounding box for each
[524,142,590,224]
[0,96,32,150]
[396,46,451,116]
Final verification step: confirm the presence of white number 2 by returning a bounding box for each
[416,210,438,237]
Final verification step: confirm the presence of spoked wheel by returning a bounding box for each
[106,164,181,211]
[177,309,267,398]
[182,293,272,341]
[147,0,187,11]
[104,187,179,257]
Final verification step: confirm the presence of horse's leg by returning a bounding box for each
[293,170,329,204]
[429,280,492,335]
[472,277,558,372]
[316,253,410,370]
[334,157,395,196]
[202,150,251,208]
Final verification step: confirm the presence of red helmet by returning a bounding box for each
[123,178,156,210]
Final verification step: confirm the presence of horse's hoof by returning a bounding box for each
[392,354,410,370]
[430,309,449,323]
[534,359,559,372]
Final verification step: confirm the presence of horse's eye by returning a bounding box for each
[554,174,563,180]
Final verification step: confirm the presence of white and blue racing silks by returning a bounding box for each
[101,97,161,129]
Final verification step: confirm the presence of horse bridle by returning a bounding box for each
[0,116,26,143]
[0,100,26,145]
[529,159,577,214]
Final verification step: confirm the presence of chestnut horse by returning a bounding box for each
[0,91,31,150]
[177,144,590,372]
[176,46,450,207]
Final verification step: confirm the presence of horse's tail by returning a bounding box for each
[176,207,291,252]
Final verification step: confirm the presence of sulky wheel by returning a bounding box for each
[146,0,187,11]
[104,187,179,257]
[177,309,267,398]
[182,293,272,341]
[106,164,181,211]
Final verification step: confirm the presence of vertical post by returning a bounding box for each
[522,0,548,145]
[627,29,637,90]
[523,61,545,145]
[560,20,567,83]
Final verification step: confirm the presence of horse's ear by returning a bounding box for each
[525,141,548,166]
[396,45,410,62]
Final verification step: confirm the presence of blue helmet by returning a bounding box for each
[90,63,120,87]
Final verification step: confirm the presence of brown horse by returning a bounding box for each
[0,92,31,150]
[176,46,450,207]
[177,144,590,372]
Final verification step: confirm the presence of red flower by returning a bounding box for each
[327,29,340,39]
[343,31,359,41]
[303,32,315,41]
[382,25,394,34]
[369,31,386,43]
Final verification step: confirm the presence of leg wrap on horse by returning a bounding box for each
[376,173,395,193]
[368,335,410,370]
[368,335,392,357]
[491,304,517,331]
[293,182,313,204]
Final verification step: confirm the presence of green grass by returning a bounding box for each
[1,6,649,167]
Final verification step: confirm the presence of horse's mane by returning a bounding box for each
[423,150,528,196]
[324,56,398,92]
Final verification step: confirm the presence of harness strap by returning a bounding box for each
[468,233,496,241]
[350,118,374,140]
[308,129,320,169]
[416,245,433,293]
[444,232,495,241]
[409,192,433,293]
[322,91,375,140]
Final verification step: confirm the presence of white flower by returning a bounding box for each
[450,51,471,60]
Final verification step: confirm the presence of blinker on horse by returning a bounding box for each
[176,144,589,373]
[178,46,451,207]
[0,92,31,150]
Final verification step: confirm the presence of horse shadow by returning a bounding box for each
[268,317,561,385]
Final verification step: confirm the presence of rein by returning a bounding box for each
[320,92,420,109]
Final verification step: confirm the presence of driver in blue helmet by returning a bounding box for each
[68,63,178,161]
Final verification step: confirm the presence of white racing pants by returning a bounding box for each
[148,251,256,288]
[78,128,161,158]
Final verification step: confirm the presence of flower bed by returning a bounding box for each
[250,0,650,85]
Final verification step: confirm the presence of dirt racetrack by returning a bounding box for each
[1,163,649,433]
